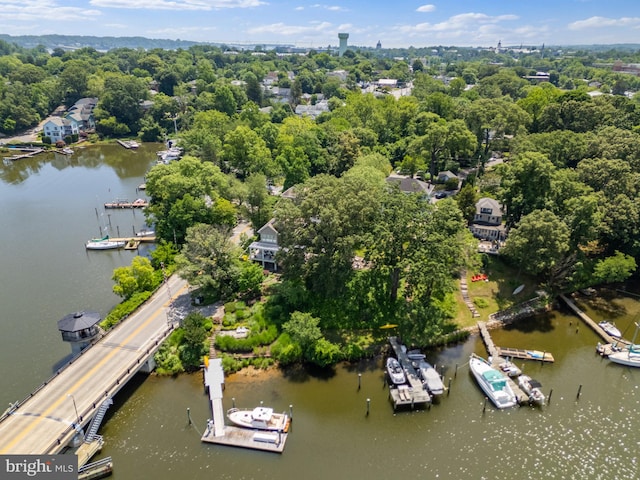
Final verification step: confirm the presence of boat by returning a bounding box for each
[135,229,155,237]
[517,375,545,405]
[85,235,125,250]
[469,354,517,409]
[497,359,522,377]
[226,407,289,431]
[416,361,445,395]
[512,284,525,295]
[609,322,640,368]
[61,147,74,155]
[598,321,622,338]
[386,357,406,385]
[406,349,426,361]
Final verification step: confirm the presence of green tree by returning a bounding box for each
[593,251,637,285]
[282,311,322,361]
[176,223,240,299]
[112,256,155,299]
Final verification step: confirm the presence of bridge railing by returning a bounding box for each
[36,324,177,455]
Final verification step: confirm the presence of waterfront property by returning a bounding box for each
[249,219,280,271]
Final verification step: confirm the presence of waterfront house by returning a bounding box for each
[470,197,507,242]
[42,117,79,143]
[249,219,280,271]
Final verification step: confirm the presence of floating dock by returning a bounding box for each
[387,337,432,410]
[116,140,139,149]
[104,199,148,209]
[4,147,45,161]
[201,358,289,453]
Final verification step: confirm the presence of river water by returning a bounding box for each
[1,146,639,479]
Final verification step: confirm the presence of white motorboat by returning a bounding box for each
[497,359,522,377]
[608,322,640,368]
[517,375,545,406]
[469,354,517,409]
[406,349,426,361]
[599,321,622,338]
[135,229,155,237]
[416,361,445,395]
[386,357,406,385]
[226,407,289,431]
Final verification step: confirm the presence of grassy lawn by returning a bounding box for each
[453,256,539,328]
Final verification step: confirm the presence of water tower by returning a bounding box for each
[338,33,349,56]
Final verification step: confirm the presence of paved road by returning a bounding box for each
[0,274,187,455]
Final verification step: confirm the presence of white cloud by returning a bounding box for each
[416,4,435,13]
[147,26,218,36]
[397,12,518,35]
[295,6,304,10]
[89,0,266,11]
[248,21,333,36]
[0,0,101,21]
[568,16,640,30]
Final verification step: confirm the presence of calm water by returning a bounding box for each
[1,147,640,479]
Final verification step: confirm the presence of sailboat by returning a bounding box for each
[85,217,125,251]
[608,322,640,368]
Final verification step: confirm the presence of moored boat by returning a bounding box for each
[386,357,407,385]
[598,321,622,338]
[517,375,545,405]
[497,359,522,377]
[469,354,517,409]
[227,407,289,431]
[416,360,445,395]
[85,235,125,250]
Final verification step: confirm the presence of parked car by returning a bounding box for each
[434,192,447,199]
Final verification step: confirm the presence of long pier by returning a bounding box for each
[0,275,187,456]
[387,337,432,409]
[104,199,148,209]
[559,293,631,355]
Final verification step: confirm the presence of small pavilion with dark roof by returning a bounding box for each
[57,311,102,354]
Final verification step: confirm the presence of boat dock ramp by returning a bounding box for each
[201,358,289,453]
[387,337,432,410]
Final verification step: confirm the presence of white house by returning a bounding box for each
[249,219,280,271]
[42,117,79,143]
[469,197,507,242]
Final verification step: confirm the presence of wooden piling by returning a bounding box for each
[576,384,582,399]
[366,398,370,416]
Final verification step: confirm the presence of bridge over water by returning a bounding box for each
[0,275,187,455]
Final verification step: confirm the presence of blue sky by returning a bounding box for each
[1,1,639,48]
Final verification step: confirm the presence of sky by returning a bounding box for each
[1,0,640,49]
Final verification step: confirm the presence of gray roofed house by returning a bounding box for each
[57,310,102,354]
[385,175,430,197]
[249,219,280,271]
[469,197,507,243]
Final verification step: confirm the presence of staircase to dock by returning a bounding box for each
[85,398,113,443]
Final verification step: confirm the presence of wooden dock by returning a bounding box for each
[559,294,631,356]
[4,147,45,161]
[104,199,148,209]
[116,140,139,149]
[387,337,432,410]
[477,322,554,363]
[201,358,289,453]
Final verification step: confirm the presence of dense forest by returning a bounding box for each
[2,37,639,367]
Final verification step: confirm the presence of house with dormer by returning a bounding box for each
[249,219,280,271]
[469,197,507,242]
[42,117,79,143]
